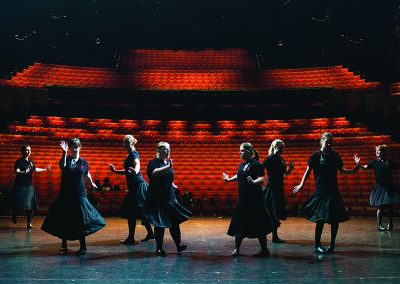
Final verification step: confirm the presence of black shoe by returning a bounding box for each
[387,224,393,231]
[27,223,34,230]
[120,238,140,245]
[378,225,387,231]
[272,238,286,244]
[155,249,166,256]
[314,246,327,254]
[141,235,155,242]
[12,214,17,224]
[253,249,270,257]
[177,243,187,253]
[231,248,240,257]
[60,247,68,255]
[326,246,335,254]
[75,248,87,256]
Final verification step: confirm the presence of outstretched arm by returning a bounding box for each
[223,172,238,182]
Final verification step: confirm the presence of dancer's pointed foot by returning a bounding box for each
[27,223,34,230]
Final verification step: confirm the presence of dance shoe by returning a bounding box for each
[155,249,166,256]
[314,246,327,254]
[378,225,387,231]
[253,249,270,257]
[177,243,187,253]
[231,248,240,257]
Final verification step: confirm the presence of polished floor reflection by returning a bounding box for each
[0,217,399,283]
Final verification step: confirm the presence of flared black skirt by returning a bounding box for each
[41,195,106,240]
[370,184,400,207]
[11,185,38,211]
[119,181,148,219]
[264,185,287,220]
[227,200,273,239]
[301,189,349,224]
[144,189,191,228]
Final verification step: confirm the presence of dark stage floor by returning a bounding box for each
[0,217,399,283]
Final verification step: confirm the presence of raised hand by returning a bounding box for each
[222,172,229,182]
[293,184,303,194]
[60,140,68,153]
[91,182,98,190]
[353,154,361,165]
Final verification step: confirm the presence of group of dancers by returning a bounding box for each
[8,132,399,256]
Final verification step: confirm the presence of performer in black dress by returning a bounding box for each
[293,132,359,254]
[223,142,273,257]
[144,142,191,256]
[355,145,400,231]
[109,135,154,244]
[11,145,49,229]
[41,138,106,255]
[263,139,294,243]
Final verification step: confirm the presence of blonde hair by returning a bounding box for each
[375,144,388,154]
[156,142,171,159]
[320,132,333,146]
[268,139,284,156]
[240,142,260,161]
[123,135,137,146]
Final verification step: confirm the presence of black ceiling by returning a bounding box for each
[1,0,399,81]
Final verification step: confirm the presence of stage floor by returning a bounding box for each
[0,216,399,283]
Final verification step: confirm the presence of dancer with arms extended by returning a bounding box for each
[293,132,359,254]
[223,142,273,257]
[42,138,106,255]
[355,145,400,231]
[109,135,154,244]
[11,145,50,229]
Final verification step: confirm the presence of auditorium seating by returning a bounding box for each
[0,49,380,91]
[1,115,398,216]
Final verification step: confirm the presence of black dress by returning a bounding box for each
[367,159,400,206]
[41,156,106,240]
[263,154,287,220]
[118,150,148,219]
[227,160,273,238]
[11,158,38,211]
[144,158,191,228]
[301,150,349,224]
